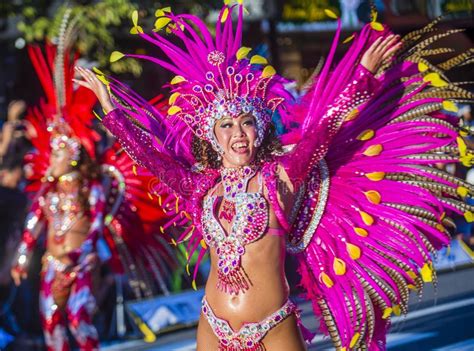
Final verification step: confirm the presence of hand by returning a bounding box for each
[73,67,115,114]
[360,34,402,74]
[11,267,27,286]
[7,100,26,122]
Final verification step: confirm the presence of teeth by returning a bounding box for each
[232,142,248,148]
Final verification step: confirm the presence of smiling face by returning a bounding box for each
[214,113,258,168]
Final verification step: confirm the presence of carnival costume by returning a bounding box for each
[12,15,178,350]
[96,3,473,351]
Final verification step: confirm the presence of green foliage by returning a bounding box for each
[17,0,142,76]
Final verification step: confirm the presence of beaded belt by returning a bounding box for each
[201,296,298,351]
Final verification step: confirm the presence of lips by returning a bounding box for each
[231,141,249,154]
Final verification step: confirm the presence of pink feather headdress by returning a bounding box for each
[111,3,290,152]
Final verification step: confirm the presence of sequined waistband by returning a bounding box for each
[42,254,70,272]
[201,296,298,350]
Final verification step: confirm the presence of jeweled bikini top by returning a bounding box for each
[202,166,269,295]
[41,171,84,243]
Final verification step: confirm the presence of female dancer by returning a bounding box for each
[11,125,104,350]
[11,18,179,349]
[76,4,473,350]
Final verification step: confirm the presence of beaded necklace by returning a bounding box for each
[202,165,269,294]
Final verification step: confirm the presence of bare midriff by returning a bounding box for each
[205,229,288,331]
[46,217,90,264]
[43,177,91,265]
[203,173,292,330]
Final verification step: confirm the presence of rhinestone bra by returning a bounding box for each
[202,166,269,294]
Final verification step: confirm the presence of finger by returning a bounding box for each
[72,79,92,89]
[82,68,101,84]
[75,67,92,81]
[375,34,396,54]
[367,36,384,53]
[382,42,402,60]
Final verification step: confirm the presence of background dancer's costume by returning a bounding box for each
[97,4,473,351]
[12,34,178,351]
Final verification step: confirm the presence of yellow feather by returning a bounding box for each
[460,155,474,167]
[320,272,334,288]
[365,172,385,181]
[131,10,138,26]
[382,307,392,319]
[333,258,346,275]
[464,211,474,223]
[200,239,207,250]
[364,190,381,204]
[170,75,186,84]
[262,65,276,78]
[356,129,375,141]
[344,108,359,121]
[346,243,361,260]
[423,72,448,87]
[154,17,171,31]
[250,55,268,65]
[421,263,433,283]
[363,144,383,156]
[343,34,355,44]
[457,186,469,197]
[393,305,401,316]
[130,26,144,35]
[221,7,229,23]
[192,280,197,290]
[324,9,338,19]
[359,211,374,226]
[350,333,361,348]
[168,106,182,115]
[442,100,458,112]
[110,51,124,63]
[236,47,252,60]
[418,62,428,72]
[370,22,384,31]
[169,92,181,104]
[92,67,105,76]
[354,227,368,237]
[457,136,467,156]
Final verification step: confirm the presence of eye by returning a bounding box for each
[243,119,255,126]
[220,122,232,128]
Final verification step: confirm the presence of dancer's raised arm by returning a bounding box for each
[74,67,198,200]
[280,34,401,184]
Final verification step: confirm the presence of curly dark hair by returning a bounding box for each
[75,147,101,210]
[191,123,283,169]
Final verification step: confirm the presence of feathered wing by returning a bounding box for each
[24,44,99,193]
[100,143,185,298]
[283,18,474,350]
